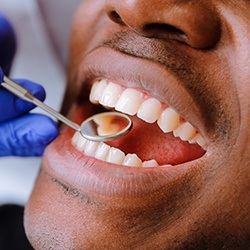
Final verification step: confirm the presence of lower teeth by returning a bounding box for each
[71,132,160,167]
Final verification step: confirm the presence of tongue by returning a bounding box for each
[107,116,205,165]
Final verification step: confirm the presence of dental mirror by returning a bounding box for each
[80,112,132,141]
[1,76,132,142]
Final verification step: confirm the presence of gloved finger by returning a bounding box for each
[0,113,58,157]
[0,14,16,75]
[0,67,3,82]
[0,79,46,123]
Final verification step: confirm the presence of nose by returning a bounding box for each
[106,0,221,49]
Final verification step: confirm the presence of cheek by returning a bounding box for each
[70,1,106,66]
[67,1,108,106]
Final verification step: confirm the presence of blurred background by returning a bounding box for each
[0,0,81,206]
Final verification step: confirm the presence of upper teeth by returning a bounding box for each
[90,79,206,146]
[71,79,207,167]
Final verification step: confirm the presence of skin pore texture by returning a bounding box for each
[24,0,249,249]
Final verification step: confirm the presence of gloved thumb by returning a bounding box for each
[0,113,58,156]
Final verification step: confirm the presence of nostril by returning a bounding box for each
[144,23,188,43]
[106,2,221,49]
[109,11,124,25]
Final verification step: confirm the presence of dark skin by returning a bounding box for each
[24,0,250,249]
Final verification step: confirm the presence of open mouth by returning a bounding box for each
[71,78,206,167]
[42,47,210,197]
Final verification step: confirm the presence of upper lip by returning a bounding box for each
[76,46,208,142]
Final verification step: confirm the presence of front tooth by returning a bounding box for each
[137,98,162,123]
[99,82,122,108]
[173,122,197,141]
[72,132,81,147]
[115,88,143,115]
[89,79,108,104]
[142,159,159,167]
[106,147,125,165]
[157,108,180,133]
[72,132,87,152]
[123,154,142,167]
[84,140,99,156]
[94,142,110,161]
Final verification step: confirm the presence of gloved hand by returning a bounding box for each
[0,14,58,156]
[0,14,16,75]
[0,67,59,156]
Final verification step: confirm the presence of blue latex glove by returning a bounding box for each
[0,68,59,156]
[0,14,16,75]
[0,15,58,156]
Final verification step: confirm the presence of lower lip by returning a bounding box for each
[42,125,205,198]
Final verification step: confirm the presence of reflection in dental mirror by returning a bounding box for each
[80,112,132,142]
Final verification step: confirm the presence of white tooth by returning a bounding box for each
[84,140,99,156]
[174,122,197,141]
[89,79,108,104]
[94,142,111,161]
[123,154,142,167]
[71,132,80,146]
[77,138,88,152]
[188,133,207,149]
[173,129,179,138]
[188,138,197,144]
[115,88,143,115]
[106,147,125,165]
[72,132,87,152]
[142,159,159,167]
[137,98,162,123]
[99,82,122,108]
[157,108,180,133]
[195,134,207,149]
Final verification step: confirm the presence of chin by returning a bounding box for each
[24,166,249,249]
